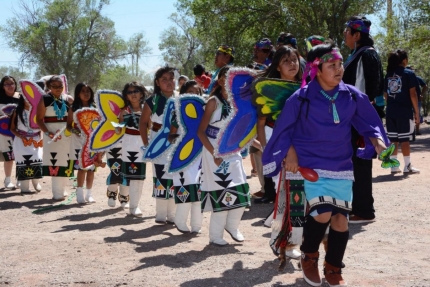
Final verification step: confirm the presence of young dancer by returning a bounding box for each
[197,66,250,246]
[140,66,176,223]
[106,139,129,209]
[263,43,388,286]
[115,82,148,217]
[169,80,203,233]
[0,76,20,189]
[255,46,303,259]
[67,83,97,203]
[36,75,74,200]
[10,96,42,193]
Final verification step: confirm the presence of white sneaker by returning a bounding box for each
[403,163,420,174]
[16,181,21,189]
[391,167,401,174]
[121,202,129,209]
[4,177,15,189]
[85,189,96,203]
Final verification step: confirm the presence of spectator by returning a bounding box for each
[384,50,420,174]
[207,45,235,93]
[193,64,211,91]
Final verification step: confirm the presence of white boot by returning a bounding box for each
[269,231,279,256]
[76,187,86,204]
[85,189,95,203]
[155,198,168,223]
[209,211,229,246]
[129,180,143,217]
[167,198,176,224]
[264,210,274,228]
[190,202,203,234]
[20,180,31,193]
[106,184,118,207]
[32,178,42,192]
[119,184,130,209]
[225,207,245,242]
[52,177,67,200]
[285,247,301,259]
[174,202,191,233]
[4,177,15,189]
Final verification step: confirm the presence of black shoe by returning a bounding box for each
[254,197,275,204]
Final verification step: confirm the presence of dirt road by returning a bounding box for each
[0,126,429,287]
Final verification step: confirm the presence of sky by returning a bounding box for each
[0,0,178,76]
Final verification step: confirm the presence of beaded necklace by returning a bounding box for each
[320,90,340,124]
[52,94,67,120]
[128,105,141,128]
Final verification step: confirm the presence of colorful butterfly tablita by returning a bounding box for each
[379,143,400,168]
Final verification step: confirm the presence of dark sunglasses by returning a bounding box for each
[127,89,140,95]
[50,85,64,89]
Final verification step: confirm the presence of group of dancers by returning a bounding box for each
[1,14,422,287]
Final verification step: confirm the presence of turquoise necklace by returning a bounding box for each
[320,90,340,124]
[52,94,67,120]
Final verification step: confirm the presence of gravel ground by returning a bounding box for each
[0,125,429,287]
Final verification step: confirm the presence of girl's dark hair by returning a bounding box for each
[348,16,374,47]
[307,43,338,71]
[122,81,148,106]
[0,76,18,98]
[72,83,95,111]
[210,66,230,97]
[259,46,302,81]
[153,66,175,95]
[179,80,202,95]
[14,95,26,127]
[387,49,408,73]
[45,75,63,89]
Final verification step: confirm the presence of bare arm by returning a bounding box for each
[369,137,387,156]
[115,110,125,135]
[168,126,179,144]
[197,98,222,165]
[35,97,51,136]
[283,145,298,173]
[421,85,428,101]
[410,87,420,124]
[139,104,151,146]
[66,108,74,131]
[256,116,267,149]
[9,111,22,139]
[383,92,388,103]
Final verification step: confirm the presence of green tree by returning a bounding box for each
[177,0,384,69]
[128,32,151,78]
[98,65,153,91]
[374,0,430,115]
[0,0,129,89]
[159,11,204,77]
[0,66,31,81]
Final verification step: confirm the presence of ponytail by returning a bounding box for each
[387,49,408,73]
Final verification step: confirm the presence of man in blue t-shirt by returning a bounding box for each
[406,66,427,135]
